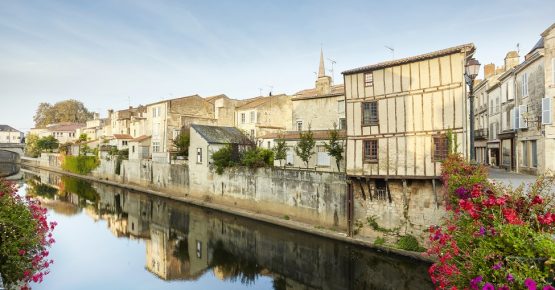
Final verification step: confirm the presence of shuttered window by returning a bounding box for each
[317,146,330,166]
[542,97,552,125]
[514,107,520,130]
[363,140,378,163]
[518,105,527,129]
[522,73,528,97]
[364,72,373,87]
[531,140,538,168]
[362,102,378,125]
[286,148,294,165]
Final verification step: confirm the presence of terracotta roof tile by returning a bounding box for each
[260,130,346,140]
[113,134,133,139]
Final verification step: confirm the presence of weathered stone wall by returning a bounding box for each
[353,179,446,244]
[191,167,348,229]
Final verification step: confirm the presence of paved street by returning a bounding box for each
[488,167,537,188]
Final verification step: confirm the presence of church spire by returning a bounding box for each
[318,48,325,78]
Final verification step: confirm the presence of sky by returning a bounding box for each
[1,0,554,132]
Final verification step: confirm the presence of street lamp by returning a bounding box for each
[465,58,481,162]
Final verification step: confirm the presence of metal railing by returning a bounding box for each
[474,128,489,140]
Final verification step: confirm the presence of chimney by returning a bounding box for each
[93,112,99,120]
[504,51,519,70]
[484,63,495,79]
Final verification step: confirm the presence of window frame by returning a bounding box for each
[241,113,246,124]
[362,101,379,126]
[196,148,203,164]
[432,135,449,162]
[296,121,303,131]
[364,72,373,87]
[363,139,378,163]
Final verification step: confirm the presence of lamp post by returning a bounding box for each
[465,58,481,162]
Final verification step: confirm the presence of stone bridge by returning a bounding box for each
[0,143,25,163]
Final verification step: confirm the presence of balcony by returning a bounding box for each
[474,128,488,140]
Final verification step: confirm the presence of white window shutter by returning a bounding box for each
[518,105,527,129]
[510,108,515,130]
[514,107,519,130]
[542,97,552,125]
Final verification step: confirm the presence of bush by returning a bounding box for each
[212,145,236,174]
[396,235,424,252]
[374,237,386,246]
[428,154,555,289]
[61,155,100,174]
[211,146,274,175]
[0,179,56,287]
[241,147,274,168]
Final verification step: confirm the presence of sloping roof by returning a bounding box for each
[541,22,555,37]
[46,123,86,132]
[342,43,475,75]
[192,124,252,144]
[293,84,345,100]
[131,135,151,142]
[260,130,346,140]
[113,134,133,140]
[237,94,288,110]
[204,94,228,103]
[0,125,20,132]
[146,94,201,107]
[527,38,544,56]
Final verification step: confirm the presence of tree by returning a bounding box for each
[172,131,190,157]
[25,134,41,158]
[36,136,59,152]
[323,124,344,172]
[295,126,315,168]
[33,99,94,128]
[272,134,287,167]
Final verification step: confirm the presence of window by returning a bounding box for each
[152,141,160,153]
[363,140,378,163]
[518,105,527,129]
[364,72,373,87]
[317,146,330,166]
[286,148,294,165]
[132,145,135,153]
[250,129,255,139]
[433,135,449,161]
[522,141,528,167]
[196,241,202,259]
[250,111,255,123]
[522,73,528,97]
[531,140,538,168]
[267,141,271,149]
[362,102,378,125]
[542,97,552,125]
[241,113,246,124]
[338,100,345,113]
[173,129,179,140]
[514,107,520,130]
[197,148,202,163]
[339,118,346,130]
[122,140,128,146]
[296,121,303,131]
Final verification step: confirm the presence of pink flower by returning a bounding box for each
[525,278,537,290]
[19,249,26,256]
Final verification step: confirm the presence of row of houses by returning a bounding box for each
[474,23,555,175]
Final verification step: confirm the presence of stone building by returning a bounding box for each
[260,50,346,172]
[342,44,476,240]
[205,94,243,127]
[235,94,292,143]
[34,122,86,143]
[77,113,109,141]
[107,106,147,136]
[146,95,217,163]
[0,125,24,144]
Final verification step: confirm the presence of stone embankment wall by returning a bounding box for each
[352,179,447,243]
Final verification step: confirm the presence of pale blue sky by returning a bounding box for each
[1,0,554,131]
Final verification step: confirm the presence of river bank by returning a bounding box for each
[21,158,432,263]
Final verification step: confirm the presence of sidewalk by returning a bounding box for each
[488,167,536,188]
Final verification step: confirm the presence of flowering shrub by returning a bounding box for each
[428,154,555,289]
[0,179,56,289]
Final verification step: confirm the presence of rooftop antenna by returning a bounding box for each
[327,58,336,84]
[266,85,273,96]
[385,45,395,60]
[516,43,520,55]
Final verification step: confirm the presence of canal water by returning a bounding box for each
[17,168,433,290]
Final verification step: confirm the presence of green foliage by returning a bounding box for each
[172,131,190,157]
[61,176,99,203]
[294,126,315,168]
[58,142,73,155]
[241,147,274,169]
[396,235,424,252]
[446,129,459,154]
[212,145,236,174]
[212,145,274,174]
[283,215,290,220]
[374,237,386,246]
[36,135,59,152]
[33,99,94,128]
[78,133,88,142]
[25,134,41,158]
[323,124,344,172]
[272,135,287,167]
[61,155,100,174]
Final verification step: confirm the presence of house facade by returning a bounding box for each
[0,125,24,144]
[235,94,292,143]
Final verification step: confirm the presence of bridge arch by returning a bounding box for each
[0,144,25,163]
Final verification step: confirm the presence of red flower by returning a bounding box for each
[502,208,523,225]
[531,195,543,205]
[537,213,554,225]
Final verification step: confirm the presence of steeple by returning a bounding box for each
[318,48,325,77]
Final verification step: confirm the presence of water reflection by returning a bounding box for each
[0,162,21,179]
[23,168,433,290]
